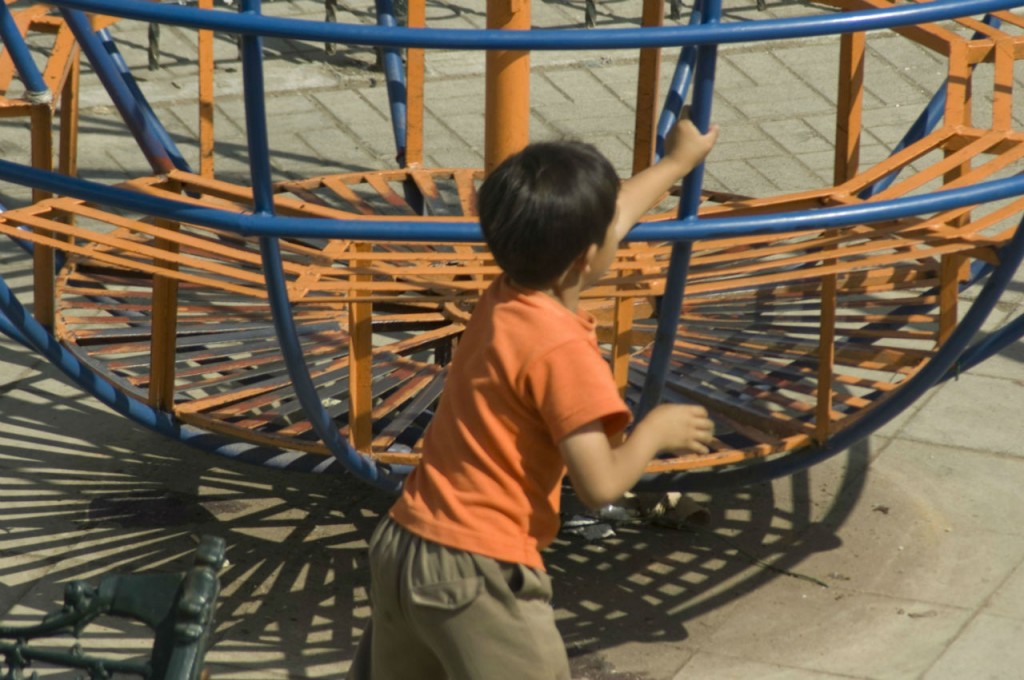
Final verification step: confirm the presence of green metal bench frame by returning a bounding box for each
[0,535,225,680]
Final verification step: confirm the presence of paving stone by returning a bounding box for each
[749,153,832,194]
[898,373,1024,458]
[983,561,1024,622]
[721,82,835,120]
[703,158,777,197]
[675,652,854,679]
[923,614,1024,680]
[760,118,834,156]
[788,443,1024,608]
[701,578,969,678]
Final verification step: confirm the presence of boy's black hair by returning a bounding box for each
[477,140,620,289]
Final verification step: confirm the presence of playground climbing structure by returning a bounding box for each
[1,0,1024,491]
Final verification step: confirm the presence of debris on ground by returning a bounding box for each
[562,492,711,541]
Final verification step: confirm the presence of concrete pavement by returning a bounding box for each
[3,0,1024,677]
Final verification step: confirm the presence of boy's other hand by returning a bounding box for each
[644,403,715,455]
[560,403,715,509]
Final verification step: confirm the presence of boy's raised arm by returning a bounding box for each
[611,118,719,244]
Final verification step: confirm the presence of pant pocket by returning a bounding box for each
[407,537,485,612]
[503,563,553,604]
[410,576,484,611]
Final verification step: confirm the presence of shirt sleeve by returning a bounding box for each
[522,338,632,443]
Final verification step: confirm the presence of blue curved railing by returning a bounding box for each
[39,0,1024,50]
[242,0,400,491]
[2,158,1023,244]
[2,0,1023,491]
[374,0,410,166]
[2,163,1023,488]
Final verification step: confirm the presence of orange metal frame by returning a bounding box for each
[1,2,1022,474]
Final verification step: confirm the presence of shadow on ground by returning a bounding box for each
[0,338,868,679]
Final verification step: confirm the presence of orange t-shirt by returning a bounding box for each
[390,275,631,570]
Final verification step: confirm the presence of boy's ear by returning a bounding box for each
[556,244,597,290]
[579,243,599,273]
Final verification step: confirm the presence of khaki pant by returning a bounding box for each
[348,517,571,680]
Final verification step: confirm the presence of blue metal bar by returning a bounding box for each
[375,0,408,166]
[239,0,274,213]
[635,209,1024,492]
[2,158,1024,244]
[655,5,703,160]
[258,236,402,490]
[637,0,719,419]
[859,13,1002,199]
[238,0,400,491]
[371,0,424,214]
[58,9,176,174]
[635,245,693,419]
[38,0,1024,52]
[0,2,50,101]
[0,307,33,350]
[95,28,192,172]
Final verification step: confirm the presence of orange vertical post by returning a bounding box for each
[484,0,530,173]
[30,103,55,330]
[406,0,425,166]
[55,48,80,258]
[198,0,214,178]
[613,0,664,395]
[945,41,970,127]
[937,255,963,345]
[632,0,663,176]
[348,242,374,452]
[937,41,974,344]
[611,293,633,397]
[834,32,864,186]
[58,54,79,179]
[815,274,837,443]
[149,212,182,411]
[817,31,866,443]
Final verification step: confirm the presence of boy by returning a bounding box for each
[350,117,719,680]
